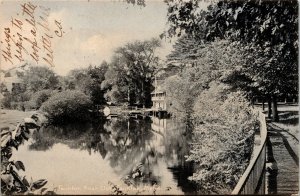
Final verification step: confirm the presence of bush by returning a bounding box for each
[40,90,92,124]
[24,100,37,111]
[1,93,12,108]
[10,102,24,110]
[187,83,257,194]
[25,90,56,110]
[1,91,31,110]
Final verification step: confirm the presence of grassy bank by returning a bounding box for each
[275,104,299,139]
[0,109,38,130]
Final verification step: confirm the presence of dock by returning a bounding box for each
[102,106,168,118]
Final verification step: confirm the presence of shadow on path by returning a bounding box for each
[266,122,299,195]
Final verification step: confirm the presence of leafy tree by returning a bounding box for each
[164,0,298,121]
[164,40,248,120]
[87,61,109,104]
[164,75,195,121]
[188,82,256,193]
[101,61,129,104]
[1,115,51,195]
[125,0,146,6]
[22,66,59,92]
[164,40,260,193]
[102,38,161,107]
[64,61,109,104]
[167,35,202,67]
[0,82,7,93]
[65,68,93,93]
[24,89,56,110]
[1,83,29,110]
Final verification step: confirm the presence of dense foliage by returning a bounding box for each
[162,2,298,191]
[102,38,161,107]
[0,82,29,110]
[164,0,298,121]
[63,62,109,105]
[188,83,256,193]
[164,39,247,119]
[24,89,57,110]
[40,90,92,124]
[1,66,59,110]
[22,66,59,92]
[163,34,257,193]
[1,115,52,195]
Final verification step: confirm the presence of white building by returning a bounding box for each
[0,66,26,93]
[151,80,167,111]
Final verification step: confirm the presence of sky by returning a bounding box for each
[0,0,175,75]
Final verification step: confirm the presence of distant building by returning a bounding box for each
[150,63,182,114]
[151,79,167,112]
[0,66,26,93]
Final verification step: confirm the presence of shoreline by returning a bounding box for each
[0,109,41,130]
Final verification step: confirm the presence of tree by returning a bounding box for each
[188,82,256,193]
[22,66,59,92]
[125,0,146,6]
[101,59,130,104]
[164,75,195,121]
[87,61,109,104]
[164,0,298,121]
[167,35,202,67]
[102,38,161,107]
[164,39,258,193]
[0,82,7,93]
[164,39,250,120]
[65,68,93,94]
[64,61,109,104]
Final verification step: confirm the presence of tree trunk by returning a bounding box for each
[272,95,279,122]
[268,98,272,118]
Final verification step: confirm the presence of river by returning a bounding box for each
[12,116,196,195]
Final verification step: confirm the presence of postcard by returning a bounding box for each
[0,0,298,195]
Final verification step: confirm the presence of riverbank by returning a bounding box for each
[0,109,38,130]
[10,114,193,195]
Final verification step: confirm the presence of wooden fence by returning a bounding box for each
[232,111,267,195]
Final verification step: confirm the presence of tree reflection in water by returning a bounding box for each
[28,116,197,194]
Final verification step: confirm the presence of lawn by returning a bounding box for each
[274,104,299,140]
[260,104,299,158]
[0,109,38,130]
[257,104,299,139]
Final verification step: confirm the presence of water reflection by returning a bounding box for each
[13,116,196,194]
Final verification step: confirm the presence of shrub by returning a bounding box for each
[187,82,257,194]
[10,102,23,110]
[24,100,36,111]
[1,114,51,194]
[1,91,31,110]
[25,90,56,110]
[40,90,92,124]
[1,93,12,108]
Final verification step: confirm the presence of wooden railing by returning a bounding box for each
[232,111,267,195]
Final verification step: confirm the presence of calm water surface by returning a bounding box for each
[12,116,196,194]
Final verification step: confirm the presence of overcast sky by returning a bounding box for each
[0,0,175,75]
